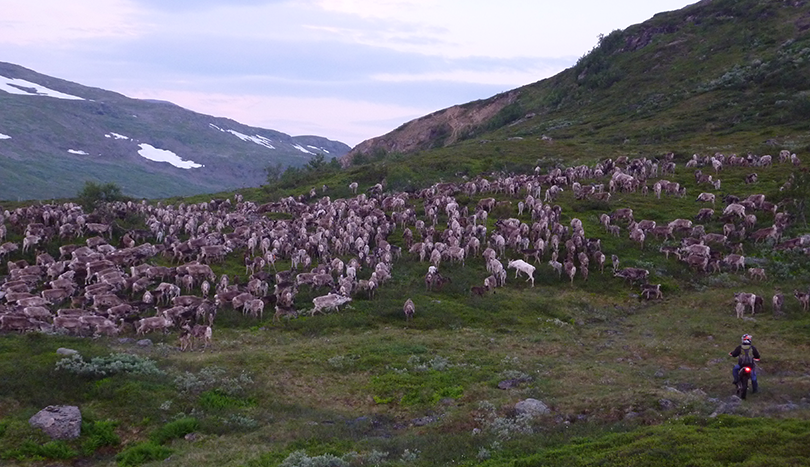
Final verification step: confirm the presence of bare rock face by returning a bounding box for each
[29,405,82,440]
[341,91,519,165]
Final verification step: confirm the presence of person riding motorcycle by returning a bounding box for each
[729,333,760,393]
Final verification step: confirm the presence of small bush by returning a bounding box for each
[116,442,173,467]
[365,449,389,465]
[2,440,78,461]
[221,414,259,431]
[280,450,350,467]
[38,441,79,460]
[55,353,164,378]
[0,419,78,461]
[81,419,120,454]
[174,366,253,396]
[474,401,534,441]
[149,417,199,445]
[198,390,253,410]
[400,448,420,463]
[77,181,125,211]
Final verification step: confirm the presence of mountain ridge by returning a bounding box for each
[342,0,810,167]
[0,62,350,200]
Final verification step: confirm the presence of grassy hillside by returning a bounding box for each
[3,0,810,466]
[2,148,810,466]
[345,0,810,174]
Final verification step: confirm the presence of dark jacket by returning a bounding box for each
[730,344,760,368]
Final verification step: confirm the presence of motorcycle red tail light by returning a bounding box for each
[744,367,751,373]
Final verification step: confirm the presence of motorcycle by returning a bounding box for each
[736,364,754,399]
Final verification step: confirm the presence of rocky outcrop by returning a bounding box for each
[514,398,550,417]
[341,91,519,166]
[29,405,82,440]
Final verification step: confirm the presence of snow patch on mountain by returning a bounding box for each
[0,75,84,100]
[292,144,314,154]
[0,133,10,140]
[210,123,275,149]
[307,145,329,154]
[138,143,203,169]
[68,149,88,155]
[105,133,130,140]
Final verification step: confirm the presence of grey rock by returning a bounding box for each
[768,403,800,413]
[515,398,550,417]
[654,369,665,378]
[498,378,531,390]
[659,399,675,411]
[710,397,742,417]
[675,382,696,392]
[136,339,153,347]
[412,415,438,426]
[118,338,135,344]
[29,405,82,440]
[56,348,79,356]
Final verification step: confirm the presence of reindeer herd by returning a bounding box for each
[0,149,807,347]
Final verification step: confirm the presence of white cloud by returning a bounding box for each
[0,0,145,46]
[124,89,427,146]
[312,0,696,59]
[372,64,570,87]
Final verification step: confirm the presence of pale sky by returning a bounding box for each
[0,0,696,147]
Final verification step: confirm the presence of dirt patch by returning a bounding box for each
[341,91,519,165]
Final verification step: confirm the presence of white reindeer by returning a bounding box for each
[507,259,535,287]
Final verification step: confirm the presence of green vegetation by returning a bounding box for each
[4,1,810,466]
[77,181,126,211]
[116,442,174,467]
[482,416,810,466]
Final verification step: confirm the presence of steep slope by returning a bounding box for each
[0,62,350,200]
[344,0,810,165]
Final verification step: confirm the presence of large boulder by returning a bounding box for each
[514,398,550,417]
[29,405,82,440]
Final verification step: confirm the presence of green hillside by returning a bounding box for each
[2,1,810,466]
[345,0,810,177]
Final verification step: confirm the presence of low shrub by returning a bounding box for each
[198,389,254,410]
[81,419,120,455]
[0,419,78,461]
[174,366,253,396]
[2,440,78,461]
[55,353,164,378]
[116,442,173,467]
[279,450,350,467]
[149,417,199,445]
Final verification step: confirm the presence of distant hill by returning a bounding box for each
[343,0,810,165]
[0,62,350,200]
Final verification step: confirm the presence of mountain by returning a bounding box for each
[343,0,810,166]
[0,62,350,200]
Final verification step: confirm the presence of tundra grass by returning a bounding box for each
[4,146,810,466]
[3,282,810,466]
